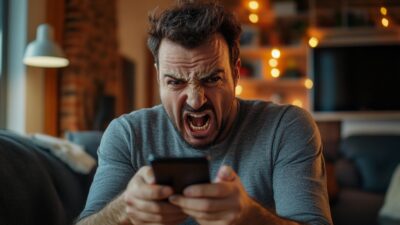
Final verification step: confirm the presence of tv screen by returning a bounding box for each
[312,44,400,112]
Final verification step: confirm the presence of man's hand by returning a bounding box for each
[168,165,254,225]
[122,166,188,225]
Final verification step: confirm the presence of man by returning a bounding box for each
[77,1,332,225]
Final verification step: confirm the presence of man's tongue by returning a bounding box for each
[189,115,208,127]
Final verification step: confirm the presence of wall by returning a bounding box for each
[25,0,46,133]
[5,0,45,134]
[117,0,174,109]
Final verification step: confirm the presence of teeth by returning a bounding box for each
[189,118,210,131]
[188,113,207,118]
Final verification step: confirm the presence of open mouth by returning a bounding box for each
[187,113,210,131]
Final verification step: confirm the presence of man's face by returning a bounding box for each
[157,35,239,148]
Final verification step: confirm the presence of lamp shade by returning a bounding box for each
[23,24,69,68]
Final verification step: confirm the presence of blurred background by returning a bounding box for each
[1,0,400,137]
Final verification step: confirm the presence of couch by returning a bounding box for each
[0,130,102,225]
[330,135,400,225]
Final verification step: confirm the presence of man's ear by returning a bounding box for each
[154,63,160,83]
[233,59,241,87]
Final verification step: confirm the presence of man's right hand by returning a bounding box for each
[121,166,188,225]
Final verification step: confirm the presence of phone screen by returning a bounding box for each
[150,157,210,194]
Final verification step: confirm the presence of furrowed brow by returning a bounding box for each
[163,74,184,80]
[199,68,225,79]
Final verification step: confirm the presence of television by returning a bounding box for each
[311,42,400,112]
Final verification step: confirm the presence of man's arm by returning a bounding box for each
[244,198,303,225]
[77,194,129,225]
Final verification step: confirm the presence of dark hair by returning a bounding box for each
[147,1,242,68]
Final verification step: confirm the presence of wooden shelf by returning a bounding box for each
[237,78,310,109]
[241,45,307,57]
[239,77,308,89]
[312,111,400,121]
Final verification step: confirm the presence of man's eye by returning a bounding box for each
[167,79,184,86]
[203,76,221,84]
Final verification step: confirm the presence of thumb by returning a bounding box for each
[214,165,236,183]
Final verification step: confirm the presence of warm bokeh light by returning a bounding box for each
[292,99,303,107]
[381,17,389,27]
[308,37,319,48]
[268,58,278,67]
[248,0,259,11]
[304,78,314,89]
[271,68,280,78]
[235,85,243,96]
[249,13,259,23]
[271,48,281,59]
[380,7,387,16]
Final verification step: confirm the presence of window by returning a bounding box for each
[0,0,7,128]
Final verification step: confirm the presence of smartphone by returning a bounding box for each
[149,156,210,194]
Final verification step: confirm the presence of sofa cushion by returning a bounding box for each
[335,158,361,188]
[340,135,400,193]
[0,130,94,225]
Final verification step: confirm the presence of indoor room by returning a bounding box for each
[0,0,400,225]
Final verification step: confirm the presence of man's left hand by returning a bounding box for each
[168,165,254,225]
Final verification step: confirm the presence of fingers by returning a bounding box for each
[214,165,236,182]
[123,166,189,224]
[182,165,239,198]
[125,198,188,224]
[126,166,173,201]
[140,165,156,184]
[126,205,187,224]
[183,182,234,198]
[131,197,183,214]
[169,195,238,212]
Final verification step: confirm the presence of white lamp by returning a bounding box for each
[23,24,69,68]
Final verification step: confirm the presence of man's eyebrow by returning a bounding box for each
[210,68,225,75]
[163,74,184,80]
[199,68,225,79]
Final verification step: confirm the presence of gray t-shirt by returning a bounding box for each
[80,99,332,225]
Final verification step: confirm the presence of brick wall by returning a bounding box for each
[60,0,121,133]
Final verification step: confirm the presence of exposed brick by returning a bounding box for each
[60,0,121,134]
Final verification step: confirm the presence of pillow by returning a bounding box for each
[334,158,361,188]
[379,164,400,221]
[65,131,103,159]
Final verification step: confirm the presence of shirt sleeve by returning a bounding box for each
[78,117,135,220]
[272,106,333,225]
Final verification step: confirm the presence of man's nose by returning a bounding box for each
[186,85,207,110]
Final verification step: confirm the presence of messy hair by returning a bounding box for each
[147,0,242,68]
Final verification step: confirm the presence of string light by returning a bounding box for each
[235,85,243,96]
[249,13,259,23]
[380,7,387,16]
[304,79,314,89]
[248,1,259,11]
[308,37,319,48]
[268,58,278,67]
[381,17,389,27]
[271,48,281,59]
[292,99,303,107]
[271,68,280,78]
